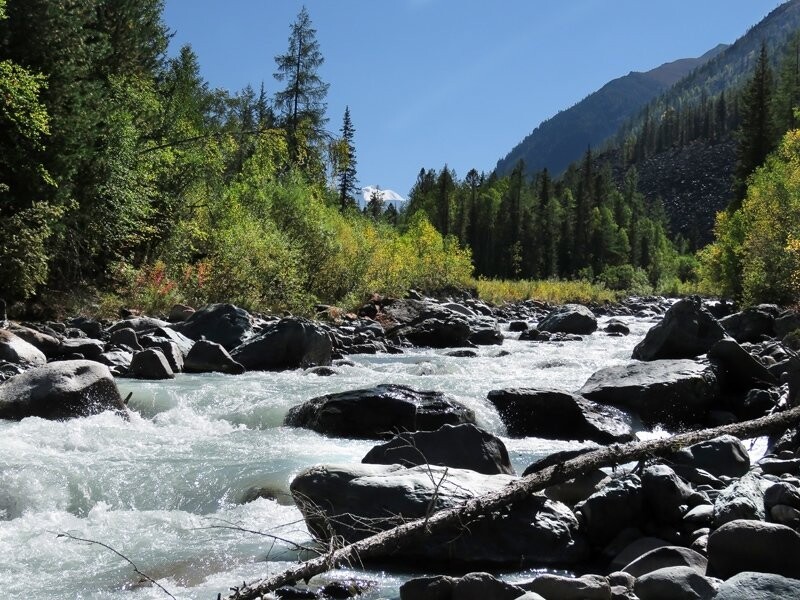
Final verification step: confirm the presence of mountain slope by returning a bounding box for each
[495,45,726,178]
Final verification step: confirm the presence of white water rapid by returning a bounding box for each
[0,317,654,599]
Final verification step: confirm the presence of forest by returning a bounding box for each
[1,0,799,314]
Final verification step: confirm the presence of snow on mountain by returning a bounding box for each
[359,186,407,210]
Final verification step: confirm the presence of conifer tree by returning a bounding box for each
[273,6,329,163]
[337,106,358,212]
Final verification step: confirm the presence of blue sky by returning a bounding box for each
[164,0,783,197]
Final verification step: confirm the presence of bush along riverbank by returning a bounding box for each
[2,293,800,599]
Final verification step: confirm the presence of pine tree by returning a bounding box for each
[366,187,384,220]
[732,42,775,207]
[337,106,358,212]
[273,6,329,163]
[773,31,800,136]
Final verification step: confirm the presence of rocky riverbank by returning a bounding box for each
[2,293,800,599]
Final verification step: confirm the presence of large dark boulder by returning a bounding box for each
[468,320,504,346]
[388,316,471,348]
[361,423,514,475]
[290,463,588,566]
[0,360,126,420]
[0,330,46,368]
[231,317,331,371]
[487,388,633,443]
[578,359,719,429]
[284,384,475,439]
[713,472,766,526]
[719,305,778,343]
[707,519,800,579]
[174,303,254,350]
[57,337,105,360]
[574,474,643,547]
[184,340,245,375]
[129,348,174,380]
[641,464,708,525]
[632,297,725,361]
[707,337,776,391]
[538,304,597,335]
[668,435,750,479]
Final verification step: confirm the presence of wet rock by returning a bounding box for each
[523,573,611,600]
[632,297,725,361]
[0,360,126,420]
[362,423,514,475]
[141,339,183,373]
[231,317,332,371]
[304,366,336,376]
[175,303,254,350]
[129,349,174,380]
[0,330,46,368]
[508,321,529,332]
[468,321,504,346]
[579,359,719,429]
[452,572,525,600]
[707,519,800,579]
[538,304,598,335]
[605,319,631,335]
[487,388,634,443]
[284,384,475,439]
[446,349,478,358]
[399,575,454,600]
[184,340,245,375]
[291,463,588,566]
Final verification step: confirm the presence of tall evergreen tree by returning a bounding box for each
[336,106,358,212]
[732,42,775,207]
[273,6,329,164]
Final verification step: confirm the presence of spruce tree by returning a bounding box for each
[337,106,358,212]
[273,6,329,163]
[732,42,775,207]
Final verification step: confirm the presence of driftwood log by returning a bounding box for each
[226,405,800,599]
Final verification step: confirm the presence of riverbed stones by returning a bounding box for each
[231,316,332,371]
[129,348,174,380]
[7,324,61,358]
[290,463,588,565]
[0,330,46,368]
[712,571,800,600]
[175,303,254,350]
[537,304,598,335]
[707,519,800,579]
[487,388,634,443]
[578,359,719,429]
[622,546,708,578]
[285,384,475,438]
[0,360,126,420]
[361,423,514,475]
[633,566,718,600]
[523,573,611,600]
[632,297,725,361]
[184,339,245,375]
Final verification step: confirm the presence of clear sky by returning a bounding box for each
[163,0,783,197]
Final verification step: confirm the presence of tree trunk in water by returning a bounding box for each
[226,405,800,600]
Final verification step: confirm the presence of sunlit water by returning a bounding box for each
[0,317,658,599]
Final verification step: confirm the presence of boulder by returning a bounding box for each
[108,316,169,333]
[7,324,61,358]
[231,317,331,371]
[57,338,105,360]
[129,349,174,380]
[575,474,643,547]
[361,423,514,475]
[95,350,133,376]
[0,360,126,420]
[142,339,183,373]
[605,319,631,335]
[399,575,455,600]
[775,310,800,338]
[509,321,529,332]
[487,388,634,443]
[389,316,472,348]
[632,297,725,361]
[641,464,707,524]
[707,519,800,579]
[538,304,598,335]
[67,316,104,339]
[578,359,719,429]
[284,384,475,439]
[713,572,800,600]
[108,327,142,351]
[290,463,588,565]
[668,435,750,479]
[168,303,195,323]
[622,546,708,578]
[707,338,776,390]
[0,330,46,368]
[713,472,766,526]
[451,573,525,600]
[468,321,504,346]
[148,327,195,357]
[184,340,245,375]
[720,305,778,343]
[523,574,611,600]
[175,303,254,350]
[633,566,718,600]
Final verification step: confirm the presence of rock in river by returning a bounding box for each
[231,316,331,371]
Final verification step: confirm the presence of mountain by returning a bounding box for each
[495,45,727,179]
[359,186,407,210]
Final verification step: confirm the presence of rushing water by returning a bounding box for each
[0,316,654,599]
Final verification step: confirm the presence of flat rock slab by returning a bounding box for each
[579,359,719,429]
[285,384,475,439]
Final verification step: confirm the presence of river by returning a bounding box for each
[0,316,654,599]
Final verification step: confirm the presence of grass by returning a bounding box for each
[473,278,619,306]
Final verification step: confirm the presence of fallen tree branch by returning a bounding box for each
[226,404,800,600]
